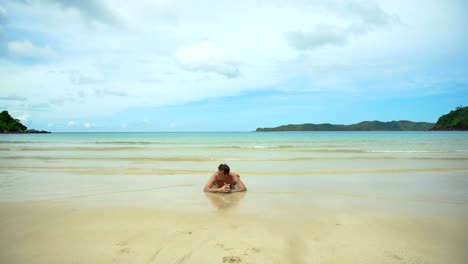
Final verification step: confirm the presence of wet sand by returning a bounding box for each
[1,195,467,264]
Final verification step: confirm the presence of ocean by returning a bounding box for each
[1,131,468,218]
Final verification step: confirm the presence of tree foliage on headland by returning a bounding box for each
[0,110,49,133]
[0,110,27,132]
[432,106,468,130]
[256,120,435,132]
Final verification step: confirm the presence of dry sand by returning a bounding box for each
[1,199,467,264]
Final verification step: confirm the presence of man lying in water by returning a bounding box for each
[203,163,247,193]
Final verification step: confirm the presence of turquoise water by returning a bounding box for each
[1,131,468,216]
[1,131,467,173]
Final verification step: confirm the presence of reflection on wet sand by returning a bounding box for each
[204,192,246,211]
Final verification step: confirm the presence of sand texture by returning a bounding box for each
[1,201,467,264]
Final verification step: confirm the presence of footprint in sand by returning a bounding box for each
[385,250,428,264]
[116,241,131,255]
[119,248,131,254]
[243,247,261,256]
[223,256,242,263]
[215,243,234,251]
[216,243,224,248]
[385,251,405,262]
[116,241,128,247]
[251,247,261,254]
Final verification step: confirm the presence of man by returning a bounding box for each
[203,164,247,193]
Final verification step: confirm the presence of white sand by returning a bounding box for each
[1,200,467,264]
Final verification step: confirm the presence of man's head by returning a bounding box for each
[217,163,230,176]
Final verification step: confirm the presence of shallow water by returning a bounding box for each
[1,131,467,219]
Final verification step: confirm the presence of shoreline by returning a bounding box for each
[0,130,51,134]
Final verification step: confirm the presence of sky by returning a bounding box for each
[0,0,467,132]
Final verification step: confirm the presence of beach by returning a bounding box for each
[1,132,468,263]
[1,194,467,264]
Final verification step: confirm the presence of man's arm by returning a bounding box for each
[203,173,223,193]
[231,173,247,192]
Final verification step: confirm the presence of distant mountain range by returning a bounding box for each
[257,106,468,132]
[256,120,435,132]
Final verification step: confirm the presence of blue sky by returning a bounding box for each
[0,0,467,132]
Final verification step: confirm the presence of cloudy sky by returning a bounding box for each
[1,0,467,131]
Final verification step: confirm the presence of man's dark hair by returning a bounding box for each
[218,163,230,175]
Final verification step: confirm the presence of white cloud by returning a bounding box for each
[176,41,240,78]
[142,118,151,125]
[15,0,121,26]
[337,0,401,26]
[283,0,401,51]
[0,0,465,131]
[285,25,349,50]
[17,114,29,122]
[120,122,127,128]
[67,121,76,127]
[8,40,55,59]
[169,122,176,128]
[83,122,96,128]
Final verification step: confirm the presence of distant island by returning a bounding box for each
[0,110,50,133]
[257,106,468,132]
[431,106,468,130]
[256,120,435,132]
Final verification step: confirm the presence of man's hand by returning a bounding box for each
[220,183,231,193]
